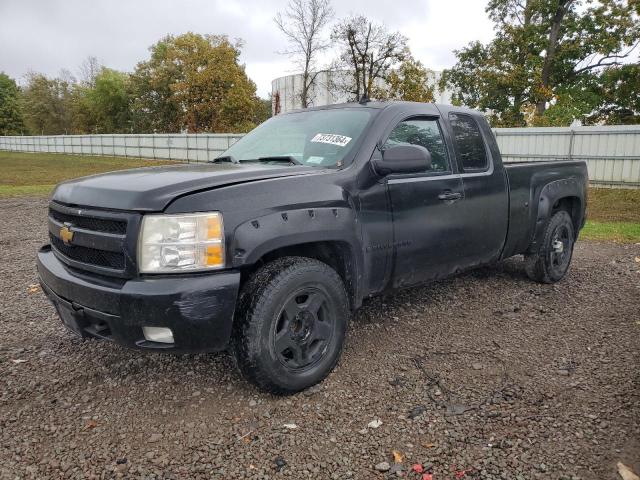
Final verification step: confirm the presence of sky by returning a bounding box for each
[0,0,495,98]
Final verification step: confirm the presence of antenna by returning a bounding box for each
[358,94,369,105]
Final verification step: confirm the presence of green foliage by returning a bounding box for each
[85,68,131,133]
[442,0,640,126]
[0,73,26,135]
[254,97,273,125]
[130,33,262,133]
[0,33,267,135]
[376,57,435,103]
[587,63,640,124]
[21,73,74,134]
[19,68,131,135]
[440,37,532,126]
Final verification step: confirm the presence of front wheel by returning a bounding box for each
[525,210,575,283]
[232,257,349,394]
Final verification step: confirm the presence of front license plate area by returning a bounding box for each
[57,303,86,337]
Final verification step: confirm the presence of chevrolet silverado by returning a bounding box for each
[38,102,588,393]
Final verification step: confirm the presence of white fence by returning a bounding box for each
[494,125,640,188]
[0,134,244,163]
[1,125,639,187]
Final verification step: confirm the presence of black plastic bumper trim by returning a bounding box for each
[37,245,241,353]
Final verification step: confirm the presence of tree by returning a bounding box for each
[130,33,261,133]
[585,63,640,124]
[69,84,96,133]
[441,35,534,126]
[275,0,334,108]
[78,56,102,87]
[254,97,273,125]
[82,68,131,133]
[129,39,181,133]
[0,73,26,135]
[376,57,435,102]
[331,16,408,100]
[441,0,640,126]
[21,72,74,134]
[68,67,128,134]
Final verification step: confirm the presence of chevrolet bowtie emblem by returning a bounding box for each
[60,225,74,245]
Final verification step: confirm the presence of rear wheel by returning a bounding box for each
[232,257,349,394]
[525,210,575,283]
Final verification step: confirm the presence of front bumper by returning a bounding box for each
[37,245,241,353]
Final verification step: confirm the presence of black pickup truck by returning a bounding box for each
[38,102,588,393]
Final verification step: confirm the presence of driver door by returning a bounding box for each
[384,117,467,288]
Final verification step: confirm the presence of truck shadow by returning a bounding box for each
[74,257,532,395]
[354,256,529,319]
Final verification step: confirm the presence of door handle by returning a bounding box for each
[438,191,462,201]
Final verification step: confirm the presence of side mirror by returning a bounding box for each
[371,144,432,176]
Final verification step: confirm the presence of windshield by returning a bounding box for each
[221,108,373,168]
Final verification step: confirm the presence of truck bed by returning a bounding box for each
[502,160,589,258]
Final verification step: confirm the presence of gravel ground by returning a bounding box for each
[1,196,639,480]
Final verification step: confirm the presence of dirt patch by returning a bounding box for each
[1,197,639,479]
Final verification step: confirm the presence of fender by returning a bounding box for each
[231,206,361,265]
[530,177,585,251]
[230,207,364,302]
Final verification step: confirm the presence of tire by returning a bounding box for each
[525,210,575,283]
[232,256,349,394]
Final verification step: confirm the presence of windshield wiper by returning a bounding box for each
[255,156,303,166]
[208,155,238,164]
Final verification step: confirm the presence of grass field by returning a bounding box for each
[580,187,640,242]
[0,151,174,197]
[1,151,638,242]
[580,221,640,243]
[586,187,640,223]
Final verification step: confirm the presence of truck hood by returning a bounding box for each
[52,162,319,211]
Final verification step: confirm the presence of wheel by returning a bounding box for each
[525,210,575,283]
[232,256,349,394]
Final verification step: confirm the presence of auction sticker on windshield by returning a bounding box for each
[311,133,352,147]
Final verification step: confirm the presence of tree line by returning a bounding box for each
[0,34,272,136]
[0,0,638,136]
[0,1,437,137]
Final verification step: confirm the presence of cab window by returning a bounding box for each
[383,118,450,173]
[448,113,488,172]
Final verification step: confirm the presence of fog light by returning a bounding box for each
[142,326,174,344]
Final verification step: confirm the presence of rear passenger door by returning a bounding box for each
[384,117,468,288]
[447,112,508,265]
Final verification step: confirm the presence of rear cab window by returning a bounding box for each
[383,118,450,174]
[448,113,489,172]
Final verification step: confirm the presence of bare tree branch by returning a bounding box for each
[331,16,408,100]
[78,56,102,87]
[274,0,334,108]
[573,41,640,75]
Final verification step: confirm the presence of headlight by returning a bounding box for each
[138,212,224,273]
